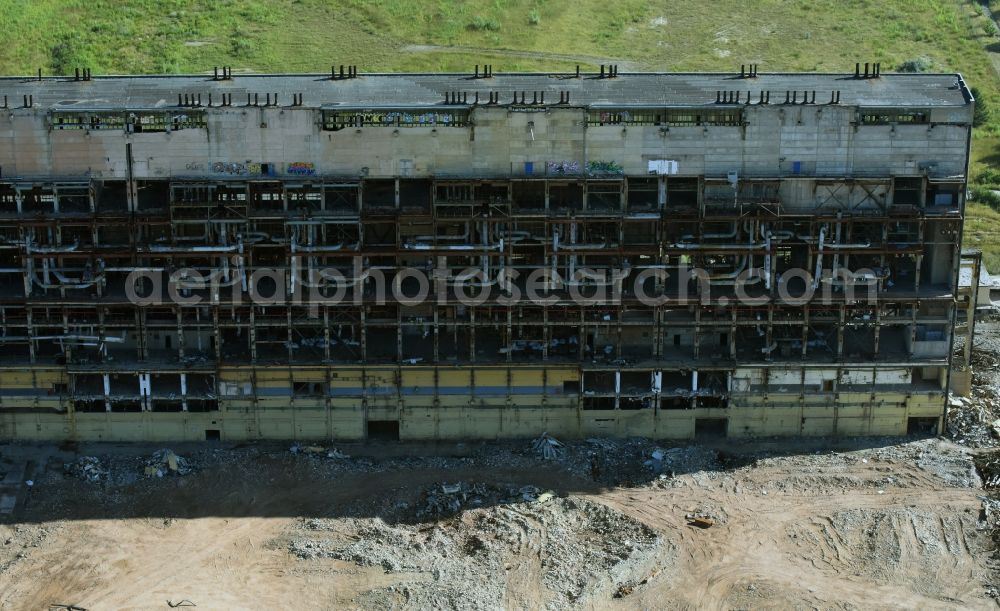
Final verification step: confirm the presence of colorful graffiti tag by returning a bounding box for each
[286,162,316,176]
[586,160,624,176]
[547,160,581,175]
[211,162,270,175]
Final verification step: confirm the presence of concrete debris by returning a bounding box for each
[946,390,1000,448]
[530,432,564,460]
[64,457,108,483]
[949,331,1000,448]
[417,481,493,519]
[289,442,350,459]
[977,452,1000,490]
[290,489,665,608]
[143,450,191,477]
[646,446,720,476]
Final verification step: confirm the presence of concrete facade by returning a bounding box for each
[0,68,975,441]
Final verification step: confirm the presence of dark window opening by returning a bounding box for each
[187,400,219,413]
[582,397,616,410]
[907,417,939,436]
[695,418,728,439]
[73,400,105,413]
[368,420,400,441]
[661,396,690,410]
[205,429,221,441]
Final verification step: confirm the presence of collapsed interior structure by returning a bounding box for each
[0,64,976,440]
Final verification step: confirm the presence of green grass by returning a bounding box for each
[2,0,1000,265]
[963,203,1000,272]
[2,0,998,129]
[0,1,993,80]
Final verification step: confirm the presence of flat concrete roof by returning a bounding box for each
[0,72,972,110]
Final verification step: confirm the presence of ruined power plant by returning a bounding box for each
[0,65,976,441]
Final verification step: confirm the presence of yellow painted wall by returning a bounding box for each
[0,366,947,441]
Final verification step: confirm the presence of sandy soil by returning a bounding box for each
[0,436,995,610]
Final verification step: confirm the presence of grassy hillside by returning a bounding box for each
[2,0,1000,266]
[1,0,997,125]
[0,1,995,84]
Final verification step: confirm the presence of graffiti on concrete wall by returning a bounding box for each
[547,160,580,175]
[586,160,624,176]
[286,162,316,176]
[212,161,250,175]
[212,162,272,175]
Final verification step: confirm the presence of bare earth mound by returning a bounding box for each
[0,437,996,609]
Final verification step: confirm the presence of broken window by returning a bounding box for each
[860,108,929,125]
[322,109,470,130]
[893,177,924,207]
[50,111,206,132]
[586,108,742,127]
[666,177,699,207]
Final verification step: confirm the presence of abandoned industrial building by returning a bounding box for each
[0,64,977,441]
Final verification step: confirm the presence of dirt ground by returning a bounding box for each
[0,434,996,611]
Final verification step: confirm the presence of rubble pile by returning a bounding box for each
[976,451,1000,490]
[289,489,667,607]
[143,449,193,477]
[63,456,108,483]
[646,446,721,476]
[417,482,491,519]
[530,432,563,460]
[289,442,350,459]
[414,482,554,519]
[947,392,1000,448]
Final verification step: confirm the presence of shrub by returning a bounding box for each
[970,185,1000,211]
[970,87,992,128]
[528,9,541,25]
[469,16,501,31]
[974,165,1000,188]
[50,33,86,74]
[897,56,932,73]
